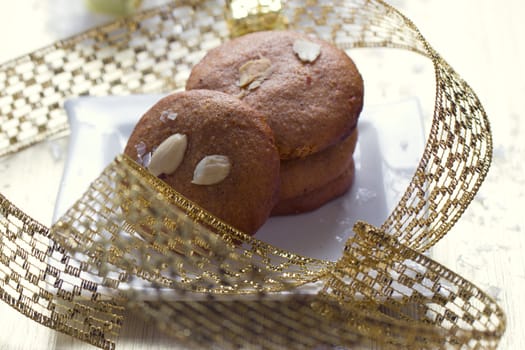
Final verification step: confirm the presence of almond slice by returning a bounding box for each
[238,57,273,89]
[192,155,231,185]
[293,39,321,63]
[147,133,187,176]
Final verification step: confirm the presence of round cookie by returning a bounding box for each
[186,30,364,160]
[271,161,355,216]
[278,128,358,201]
[124,90,280,235]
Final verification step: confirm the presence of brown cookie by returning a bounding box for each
[271,161,355,216]
[124,90,280,235]
[186,30,364,160]
[278,128,358,201]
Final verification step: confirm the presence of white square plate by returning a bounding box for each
[55,95,425,264]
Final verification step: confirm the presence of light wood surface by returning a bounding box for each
[0,0,523,349]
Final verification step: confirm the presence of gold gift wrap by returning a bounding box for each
[0,0,506,349]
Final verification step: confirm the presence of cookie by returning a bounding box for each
[278,128,357,201]
[271,161,355,216]
[124,90,280,235]
[186,30,364,160]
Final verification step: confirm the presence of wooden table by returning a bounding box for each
[0,0,523,349]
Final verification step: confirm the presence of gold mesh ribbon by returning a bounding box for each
[0,0,505,349]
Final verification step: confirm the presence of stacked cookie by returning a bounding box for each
[124,90,281,235]
[186,31,363,216]
[124,30,363,235]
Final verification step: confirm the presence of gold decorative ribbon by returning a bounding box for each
[0,0,506,349]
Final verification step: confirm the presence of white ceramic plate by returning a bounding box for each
[55,95,425,264]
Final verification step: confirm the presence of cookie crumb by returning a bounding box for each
[160,110,178,122]
[142,152,152,167]
[135,141,147,157]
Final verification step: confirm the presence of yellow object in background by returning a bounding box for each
[85,0,143,16]
[226,0,288,37]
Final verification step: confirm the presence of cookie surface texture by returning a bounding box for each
[271,161,355,216]
[124,90,280,235]
[186,30,364,159]
[278,128,358,201]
